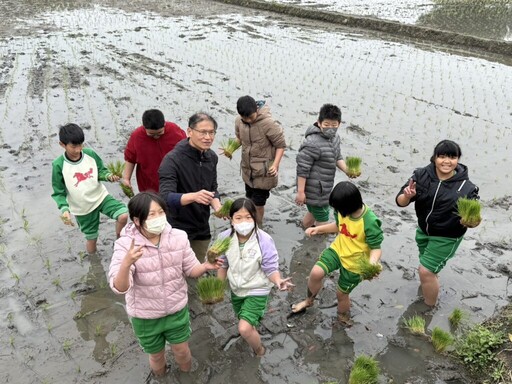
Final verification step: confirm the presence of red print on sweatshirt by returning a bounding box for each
[74,168,93,187]
[340,223,357,239]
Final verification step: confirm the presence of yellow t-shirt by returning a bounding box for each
[330,205,383,273]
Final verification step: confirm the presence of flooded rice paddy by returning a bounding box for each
[0,0,511,383]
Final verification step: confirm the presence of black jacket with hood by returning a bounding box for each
[396,162,479,238]
[158,138,219,240]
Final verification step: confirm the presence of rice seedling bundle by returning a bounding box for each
[402,315,426,335]
[107,160,124,178]
[120,184,134,199]
[346,156,362,178]
[196,276,226,304]
[448,308,466,328]
[348,355,379,384]
[356,256,382,280]
[206,236,232,263]
[213,199,233,219]
[221,138,241,160]
[107,160,133,198]
[431,327,454,352]
[456,197,481,227]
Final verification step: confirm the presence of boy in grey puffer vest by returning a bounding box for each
[295,104,357,228]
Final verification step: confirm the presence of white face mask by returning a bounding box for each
[234,221,255,237]
[145,215,167,235]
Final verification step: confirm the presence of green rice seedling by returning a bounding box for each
[206,236,232,263]
[9,335,15,348]
[348,355,379,384]
[431,327,453,352]
[95,324,103,337]
[11,272,20,284]
[402,315,426,335]
[448,308,467,328]
[44,258,51,273]
[70,291,77,302]
[196,276,226,304]
[52,277,62,289]
[106,160,124,178]
[120,183,134,199]
[220,138,241,160]
[62,339,72,352]
[110,342,118,357]
[346,157,362,178]
[107,160,133,198]
[356,256,382,280]
[457,198,482,227]
[213,199,233,219]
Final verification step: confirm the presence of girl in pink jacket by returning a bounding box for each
[109,192,221,377]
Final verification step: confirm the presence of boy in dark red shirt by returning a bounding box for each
[122,109,186,193]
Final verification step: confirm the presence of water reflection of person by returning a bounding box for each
[158,113,222,262]
[396,140,480,307]
[74,252,127,363]
[108,192,221,378]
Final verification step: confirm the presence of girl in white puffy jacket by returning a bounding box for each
[217,198,293,356]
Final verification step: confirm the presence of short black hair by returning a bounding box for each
[329,181,363,217]
[128,192,168,230]
[236,95,257,118]
[142,109,165,130]
[59,123,85,145]
[318,104,342,123]
[430,140,462,162]
[229,197,258,237]
[188,112,218,131]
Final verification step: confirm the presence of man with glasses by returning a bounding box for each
[122,109,186,193]
[159,113,222,262]
[235,96,286,227]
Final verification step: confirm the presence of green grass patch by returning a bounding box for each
[348,355,379,384]
[455,324,505,372]
[196,276,226,304]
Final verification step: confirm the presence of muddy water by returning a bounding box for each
[0,0,511,383]
[260,0,512,41]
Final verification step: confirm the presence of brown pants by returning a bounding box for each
[189,239,211,263]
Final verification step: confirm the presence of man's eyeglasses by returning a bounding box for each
[191,128,216,138]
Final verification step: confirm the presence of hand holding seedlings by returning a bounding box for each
[108,174,120,182]
[60,212,75,226]
[203,258,224,271]
[123,239,143,265]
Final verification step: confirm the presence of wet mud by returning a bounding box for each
[215,0,512,56]
[0,0,511,383]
